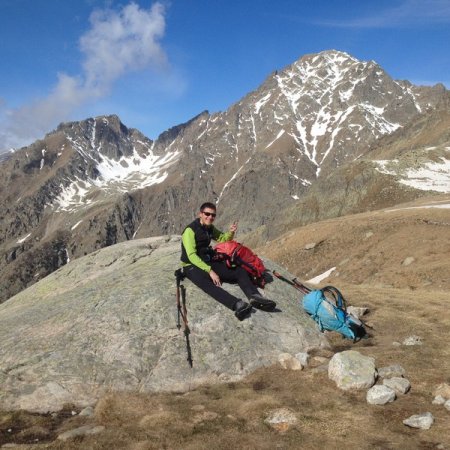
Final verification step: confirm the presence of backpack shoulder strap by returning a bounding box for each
[321,286,347,310]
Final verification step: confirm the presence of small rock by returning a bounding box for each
[403,412,434,430]
[365,231,374,239]
[312,356,329,365]
[311,363,330,375]
[383,377,411,394]
[264,408,298,432]
[192,411,219,424]
[313,348,335,358]
[432,395,446,405]
[392,341,402,347]
[377,364,406,379]
[295,352,310,367]
[367,385,396,405]
[191,404,206,411]
[402,257,415,266]
[79,406,95,417]
[444,400,450,411]
[278,353,303,371]
[434,383,450,400]
[347,306,369,319]
[402,335,422,346]
[138,411,173,428]
[304,243,317,250]
[57,425,105,441]
[328,351,376,391]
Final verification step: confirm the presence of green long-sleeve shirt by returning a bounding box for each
[181,225,234,272]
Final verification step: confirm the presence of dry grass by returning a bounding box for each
[1,198,450,449]
[259,195,450,291]
[1,289,449,449]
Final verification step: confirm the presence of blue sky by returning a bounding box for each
[1,0,449,151]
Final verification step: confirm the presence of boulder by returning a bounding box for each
[366,385,396,405]
[0,236,328,412]
[346,306,369,319]
[377,364,406,379]
[383,377,411,394]
[403,412,434,430]
[264,408,298,432]
[432,395,446,405]
[328,351,376,391]
[434,383,450,400]
[278,353,303,371]
[402,335,423,346]
[295,352,310,367]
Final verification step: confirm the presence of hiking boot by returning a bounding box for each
[250,293,276,311]
[234,300,252,321]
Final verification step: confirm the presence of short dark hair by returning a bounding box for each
[200,202,216,212]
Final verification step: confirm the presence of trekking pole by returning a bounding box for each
[176,274,182,330]
[174,269,193,368]
[180,284,193,367]
[272,270,311,294]
[292,277,312,294]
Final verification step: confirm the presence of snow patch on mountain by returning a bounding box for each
[50,145,180,212]
[255,93,272,114]
[375,157,450,193]
[307,267,337,284]
[17,233,31,244]
[266,130,285,149]
[217,156,252,203]
[71,220,83,230]
[386,202,450,212]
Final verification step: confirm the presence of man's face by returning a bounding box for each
[200,208,217,226]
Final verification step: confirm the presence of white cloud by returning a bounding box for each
[317,0,450,28]
[0,2,167,151]
[81,2,167,93]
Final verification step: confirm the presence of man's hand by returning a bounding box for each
[229,220,238,234]
[209,270,221,286]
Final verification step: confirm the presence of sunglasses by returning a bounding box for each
[202,211,216,218]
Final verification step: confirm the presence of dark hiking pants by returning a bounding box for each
[183,261,259,310]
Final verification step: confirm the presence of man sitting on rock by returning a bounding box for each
[180,202,276,320]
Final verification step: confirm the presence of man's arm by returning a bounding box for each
[182,227,211,272]
[212,226,235,243]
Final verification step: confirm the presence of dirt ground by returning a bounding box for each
[1,196,449,449]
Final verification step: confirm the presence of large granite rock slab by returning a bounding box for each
[0,236,328,412]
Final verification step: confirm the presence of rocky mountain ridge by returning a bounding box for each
[1,49,449,302]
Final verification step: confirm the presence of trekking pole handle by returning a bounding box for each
[292,277,311,294]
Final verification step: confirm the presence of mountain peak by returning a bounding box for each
[0,50,448,304]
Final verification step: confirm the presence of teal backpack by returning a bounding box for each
[302,286,366,341]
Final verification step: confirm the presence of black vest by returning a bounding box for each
[180,218,215,264]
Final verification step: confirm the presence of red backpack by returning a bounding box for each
[214,240,267,288]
